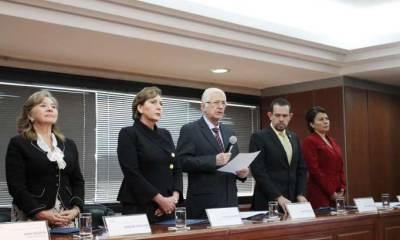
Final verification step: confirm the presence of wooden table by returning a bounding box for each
[51,209,400,240]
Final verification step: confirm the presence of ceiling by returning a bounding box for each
[0,0,400,95]
[155,0,400,49]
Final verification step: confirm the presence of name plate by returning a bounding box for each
[354,197,377,213]
[286,202,316,219]
[206,207,243,227]
[0,221,49,240]
[103,214,151,237]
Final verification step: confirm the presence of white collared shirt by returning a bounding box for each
[270,123,293,164]
[203,116,224,146]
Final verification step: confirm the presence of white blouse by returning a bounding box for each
[37,133,66,169]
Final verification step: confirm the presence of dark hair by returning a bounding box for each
[132,86,162,120]
[305,106,328,133]
[270,97,292,112]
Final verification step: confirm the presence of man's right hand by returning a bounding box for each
[276,195,291,214]
[216,153,231,166]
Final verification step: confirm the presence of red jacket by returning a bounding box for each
[302,133,346,209]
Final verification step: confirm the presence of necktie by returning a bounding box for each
[212,127,224,153]
[278,131,293,165]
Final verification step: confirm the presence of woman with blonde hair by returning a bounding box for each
[6,90,84,226]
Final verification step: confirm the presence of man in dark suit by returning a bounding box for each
[250,98,307,213]
[177,87,249,219]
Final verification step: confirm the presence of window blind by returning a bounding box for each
[0,83,96,206]
[0,82,259,206]
[95,92,259,202]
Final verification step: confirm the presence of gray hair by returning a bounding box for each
[201,88,226,103]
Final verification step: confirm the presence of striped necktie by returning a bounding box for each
[212,127,224,153]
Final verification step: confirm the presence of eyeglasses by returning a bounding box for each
[206,100,227,106]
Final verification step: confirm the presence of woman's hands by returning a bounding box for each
[59,206,80,221]
[35,206,80,226]
[331,189,345,201]
[153,191,180,216]
[35,210,70,226]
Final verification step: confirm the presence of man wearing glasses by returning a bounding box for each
[177,87,249,219]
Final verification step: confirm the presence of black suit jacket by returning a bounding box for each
[176,117,243,218]
[117,120,183,222]
[249,126,307,210]
[6,135,84,217]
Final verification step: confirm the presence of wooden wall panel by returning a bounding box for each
[393,94,400,197]
[367,91,396,200]
[314,87,345,150]
[392,96,400,195]
[385,226,400,240]
[285,91,314,140]
[337,230,373,240]
[261,86,400,203]
[344,87,371,200]
[261,87,344,143]
[260,96,277,128]
[377,211,400,240]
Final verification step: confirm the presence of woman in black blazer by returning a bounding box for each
[117,86,182,223]
[6,90,84,226]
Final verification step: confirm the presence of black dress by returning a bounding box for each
[6,135,84,218]
[117,120,183,223]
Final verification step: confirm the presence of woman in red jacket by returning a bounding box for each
[302,106,346,209]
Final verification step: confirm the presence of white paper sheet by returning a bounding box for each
[206,207,243,227]
[0,221,49,240]
[217,151,260,174]
[286,202,316,219]
[354,197,377,213]
[104,214,151,237]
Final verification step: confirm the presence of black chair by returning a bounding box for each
[0,208,11,223]
[83,204,114,229]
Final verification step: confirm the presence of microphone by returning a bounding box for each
[225,136,237,153]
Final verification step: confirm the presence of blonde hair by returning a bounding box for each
[132,86,162,120]
[17,90,65,141]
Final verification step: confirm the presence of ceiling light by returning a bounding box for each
[210,68,230,74]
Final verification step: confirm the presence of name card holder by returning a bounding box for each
[286,202,316,219]
[354,197,378,213]
[103,214,151,238]
[206,207,243,227]
[0,220,49,240]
